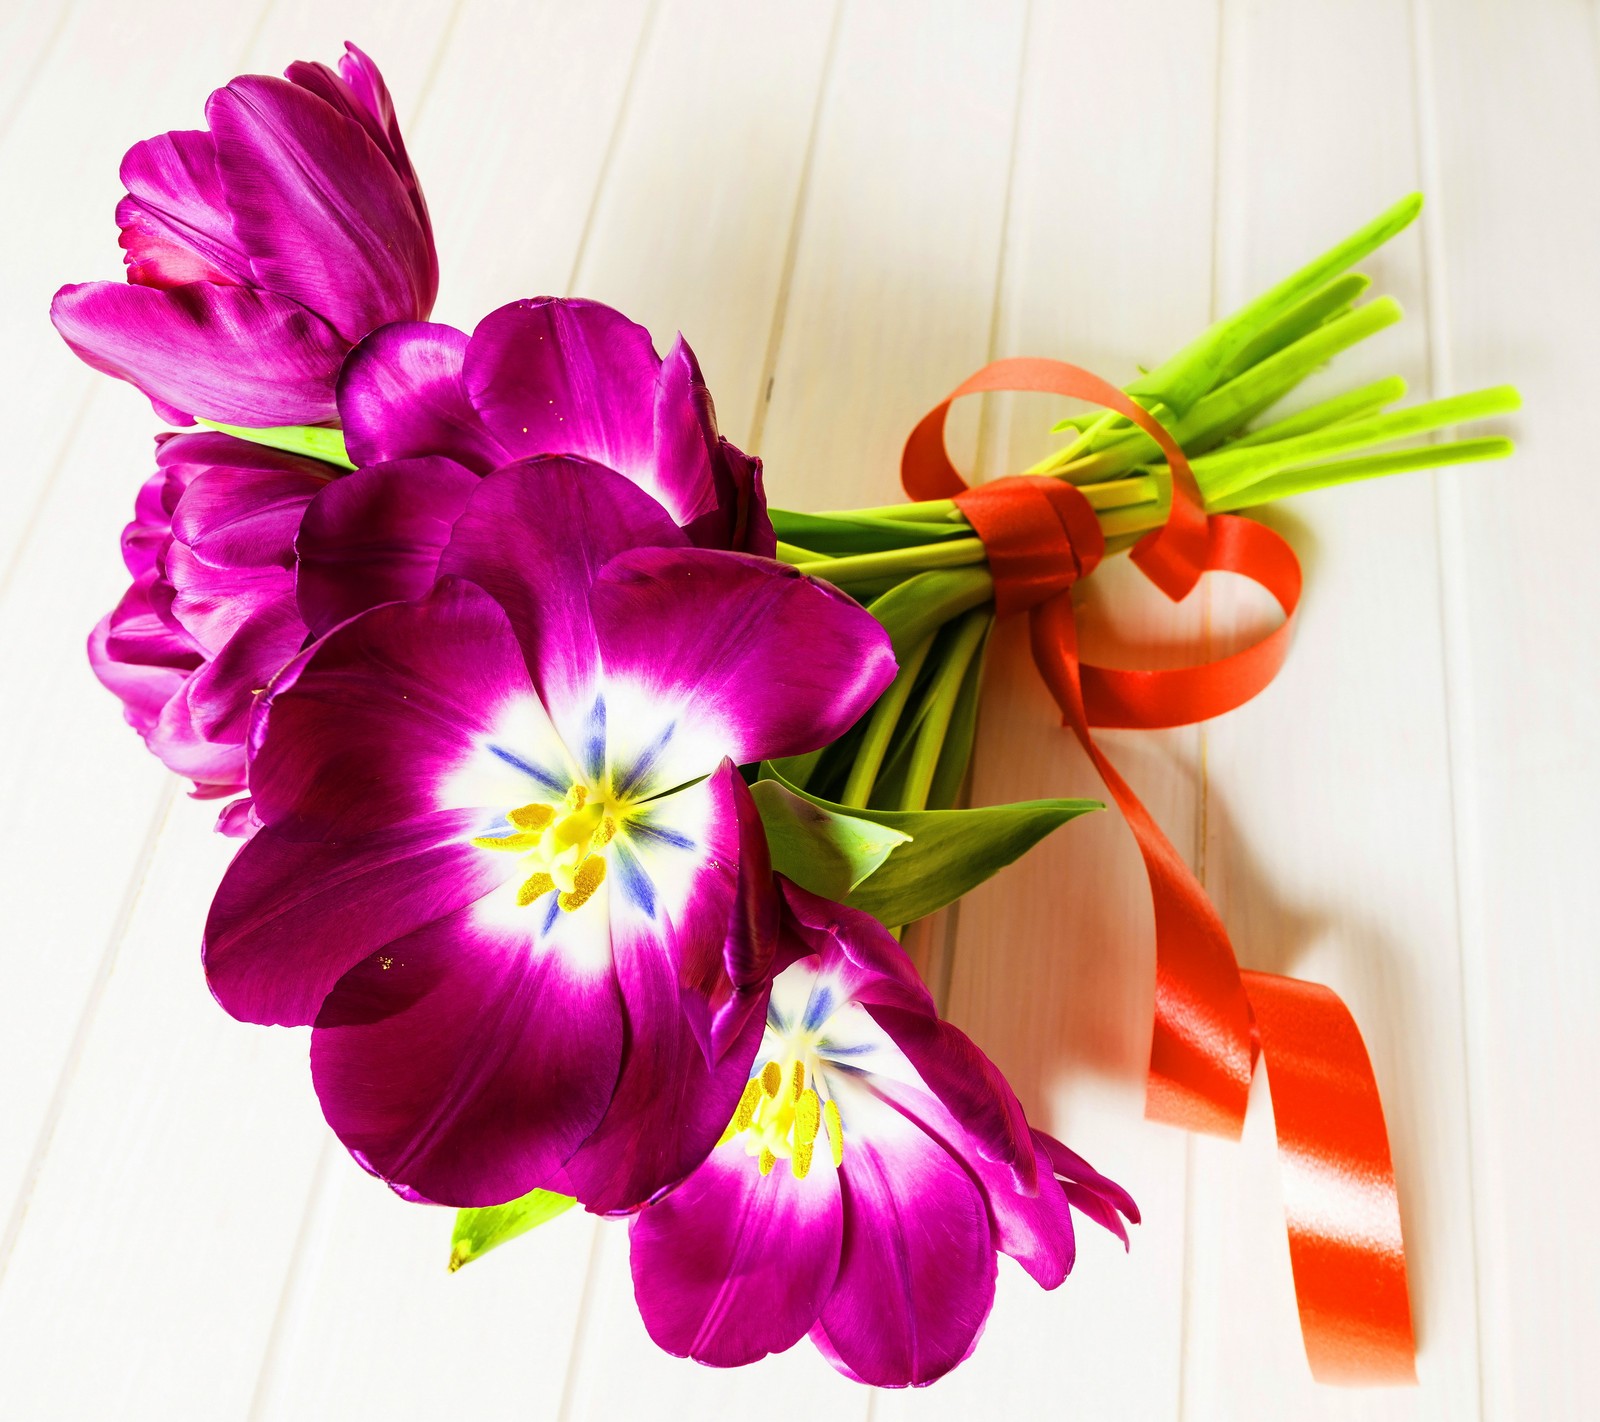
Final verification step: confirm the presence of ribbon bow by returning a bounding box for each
[904,358,1417,1386]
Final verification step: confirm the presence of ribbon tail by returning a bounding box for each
[1243,970,1418,1384]
[1029,592,1256,1134]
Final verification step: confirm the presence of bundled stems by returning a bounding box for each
[772,193,1519,814]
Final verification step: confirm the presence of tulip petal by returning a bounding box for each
[51,279,347,426]
[337,322,505,471]
[205,809,509,1027]
[207,76,432,341]
[284,42,433,275]
[815,1081,997,1387]
[437,460,686,752]
[183,591,307,742]
[311,896,623,1207]
[592,548,897,783]
[295,457,481,636]
[630,1139,843,1367]
[465,297,661,477]
[247,579,565,840]
[1038,1131,1141,1246]
[116,128,247,288]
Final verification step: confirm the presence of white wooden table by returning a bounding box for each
[1,2,1593,1417]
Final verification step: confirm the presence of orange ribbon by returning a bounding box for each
[903,358,1417,1385]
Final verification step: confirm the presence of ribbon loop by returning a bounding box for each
[901,359,1416,1386]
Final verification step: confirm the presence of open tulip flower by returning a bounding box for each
[630,883,1137,1387]
[203,460,896,1211]
[88,431,331,825]
[52,43,435,427]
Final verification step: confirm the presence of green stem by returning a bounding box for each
[197,419,355,470]
[793,537,986,586]
[867,568,995,660]
[1211,436,1515,511]
[900,611,991,812]
[1212,271,1372,385]
[1032,297,1405,482]
[1196,385,1522,500]
[841,635,935,808]
[1225,376,1408,450]
[1123,192,1422,416]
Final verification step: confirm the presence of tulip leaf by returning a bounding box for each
[197,418,356,471]
[759,766,1102,926]
[751,779,912,901]
[449,1189,576,1272]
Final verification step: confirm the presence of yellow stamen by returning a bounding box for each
[516,872,556,906]
[794,1089,820,1146]
[557,855,606,912]
[789,1059,805,1103]
[508,802,556,831]
[758,1148,777,1176]
[760,1061,782,1099]
[594,815,617,848]
[565,784,588,811]
[823,1099,844,1167]
[471,830,541,851]
[790,1141,814,1181]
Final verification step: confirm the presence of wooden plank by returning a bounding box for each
[1422,2,1600,1416]
[1183,2,1480,1417]
[889,3,1220,1418]
[0,0,276,1261]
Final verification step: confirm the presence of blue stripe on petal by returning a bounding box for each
[610,839,656,918]
[625,817,695,852]
[488,743,565,793]
[584,695,607,782]
[803,985,835,1032]
[541,895,562,934]
[612,720,677,799]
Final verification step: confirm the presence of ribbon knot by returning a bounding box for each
[953,475,1104,616]
[902,358,1416,1387]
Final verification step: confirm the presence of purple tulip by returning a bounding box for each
[88,432,331,825]
[629,884,1138,1387]
[52,43,435,427]
[203,460,894,1212]
[331,296,774,557]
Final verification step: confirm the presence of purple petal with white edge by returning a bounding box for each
[248,578,571,840]
[816,1081,997,1387]
[593,549,896,789]
[116,128,246,288]
[207,76,432,340]
[464,298,661,474]
[51,280,347,425]
[630,1137,843,1368]
[1038,1131,1139,1247]
[562,959,765,1215]
[205,808,510,1027]
[311,896,622,1207]
[438,459,685,753]
[337,322,505,472]
[295,457,480,636]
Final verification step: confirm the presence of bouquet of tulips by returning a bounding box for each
[61,46,1513,1387]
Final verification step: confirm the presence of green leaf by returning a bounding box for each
[759,766,1101,927]
[751,779,912,900]
[448,1189,576,1272]
[196,419,356,470]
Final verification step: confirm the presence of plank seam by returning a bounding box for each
[1411,1,1496,1415]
